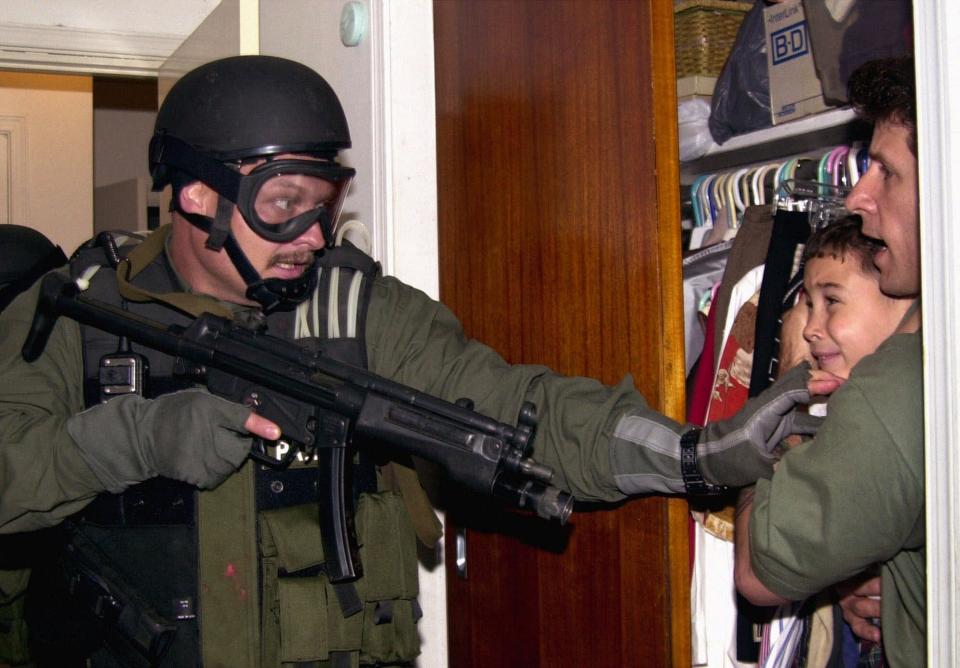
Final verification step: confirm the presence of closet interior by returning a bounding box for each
[676,0,912,665]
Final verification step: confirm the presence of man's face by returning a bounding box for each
[844,121,920,298]
[802,252,911,378]
[187,155,337,305]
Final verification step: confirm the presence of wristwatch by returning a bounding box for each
[679,427,730,496]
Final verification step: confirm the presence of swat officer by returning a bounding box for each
[0,56,814,667]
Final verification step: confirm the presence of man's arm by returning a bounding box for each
[1,275,267,533]
[363,275,818,501]
[0,280,103,531]
[734,486,789,606]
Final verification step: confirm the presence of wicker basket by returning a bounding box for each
[675,0,754,79]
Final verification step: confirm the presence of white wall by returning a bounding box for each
[0,1,220,36]
[0,71,92,255]
[0,1,222,76]
[93,108,154,188]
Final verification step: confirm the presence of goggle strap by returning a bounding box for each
[152,134,241,201]
[222,234,263,287]
[206,196,235,251]
[317,208,335,246]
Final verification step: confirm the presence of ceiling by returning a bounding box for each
[0,1,223,77]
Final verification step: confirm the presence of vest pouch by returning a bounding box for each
[258,491,421,667]
[353,490,420,666]
[259,503,329,666]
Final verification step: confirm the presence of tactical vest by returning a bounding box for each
[29,228,433,668]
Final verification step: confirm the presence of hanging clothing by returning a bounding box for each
[749,210,811,396]
[711,206,775,369]
[684,240,735,377]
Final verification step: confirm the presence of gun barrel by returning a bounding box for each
[515,457,554,483]
[493,477,574,524]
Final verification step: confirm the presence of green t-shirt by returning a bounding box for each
[750,332,925,668]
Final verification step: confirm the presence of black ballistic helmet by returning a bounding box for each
[0,225,67,312]
[151,55,352,188]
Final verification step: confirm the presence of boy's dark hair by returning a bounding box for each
[847,56,916,155]
[803,216,881,276]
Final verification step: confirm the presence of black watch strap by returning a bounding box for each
[679,427,730,496]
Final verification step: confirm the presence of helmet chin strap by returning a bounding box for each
[177,197,318,314]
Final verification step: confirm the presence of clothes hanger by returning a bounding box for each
[827,146,849,186]
[730,168,750,215]
[777,178,850,229]
[845,142,864,187]
[690,174,711,228]
[752,163,780,205]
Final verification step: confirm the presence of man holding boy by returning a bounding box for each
[734,56,924,667]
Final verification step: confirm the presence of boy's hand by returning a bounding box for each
[808,369,846,396]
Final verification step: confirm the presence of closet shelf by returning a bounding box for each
[682,107,867,180]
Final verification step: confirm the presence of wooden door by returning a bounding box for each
[434,1,689,666]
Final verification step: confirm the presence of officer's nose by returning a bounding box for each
[294,221,326,251]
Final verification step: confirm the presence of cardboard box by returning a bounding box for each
[764,0,830,125]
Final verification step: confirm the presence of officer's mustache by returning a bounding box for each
[269,251,317,268]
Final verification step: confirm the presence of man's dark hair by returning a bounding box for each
[847,56,916,155]
[803,215,881,276]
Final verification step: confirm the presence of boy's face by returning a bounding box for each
[802,253,912,378]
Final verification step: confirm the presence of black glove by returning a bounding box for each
[67,389,254,492]
[698,363,821,487]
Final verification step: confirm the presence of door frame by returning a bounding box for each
[914,3,959,666]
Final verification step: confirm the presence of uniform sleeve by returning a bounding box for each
[0,279,103,532]
[748,337,924,600]
[363,276,683,501]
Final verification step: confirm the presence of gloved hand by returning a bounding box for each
[698,362,821,487]
[67,389,255,492]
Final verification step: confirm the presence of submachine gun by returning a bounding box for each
[22,272,574,587]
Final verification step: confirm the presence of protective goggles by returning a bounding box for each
[150,133,355,243]
[234,159,354,242]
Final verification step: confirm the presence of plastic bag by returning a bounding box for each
[708,0,771,145]
[678,98,716,162]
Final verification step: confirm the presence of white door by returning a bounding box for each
[160,2,445,665]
